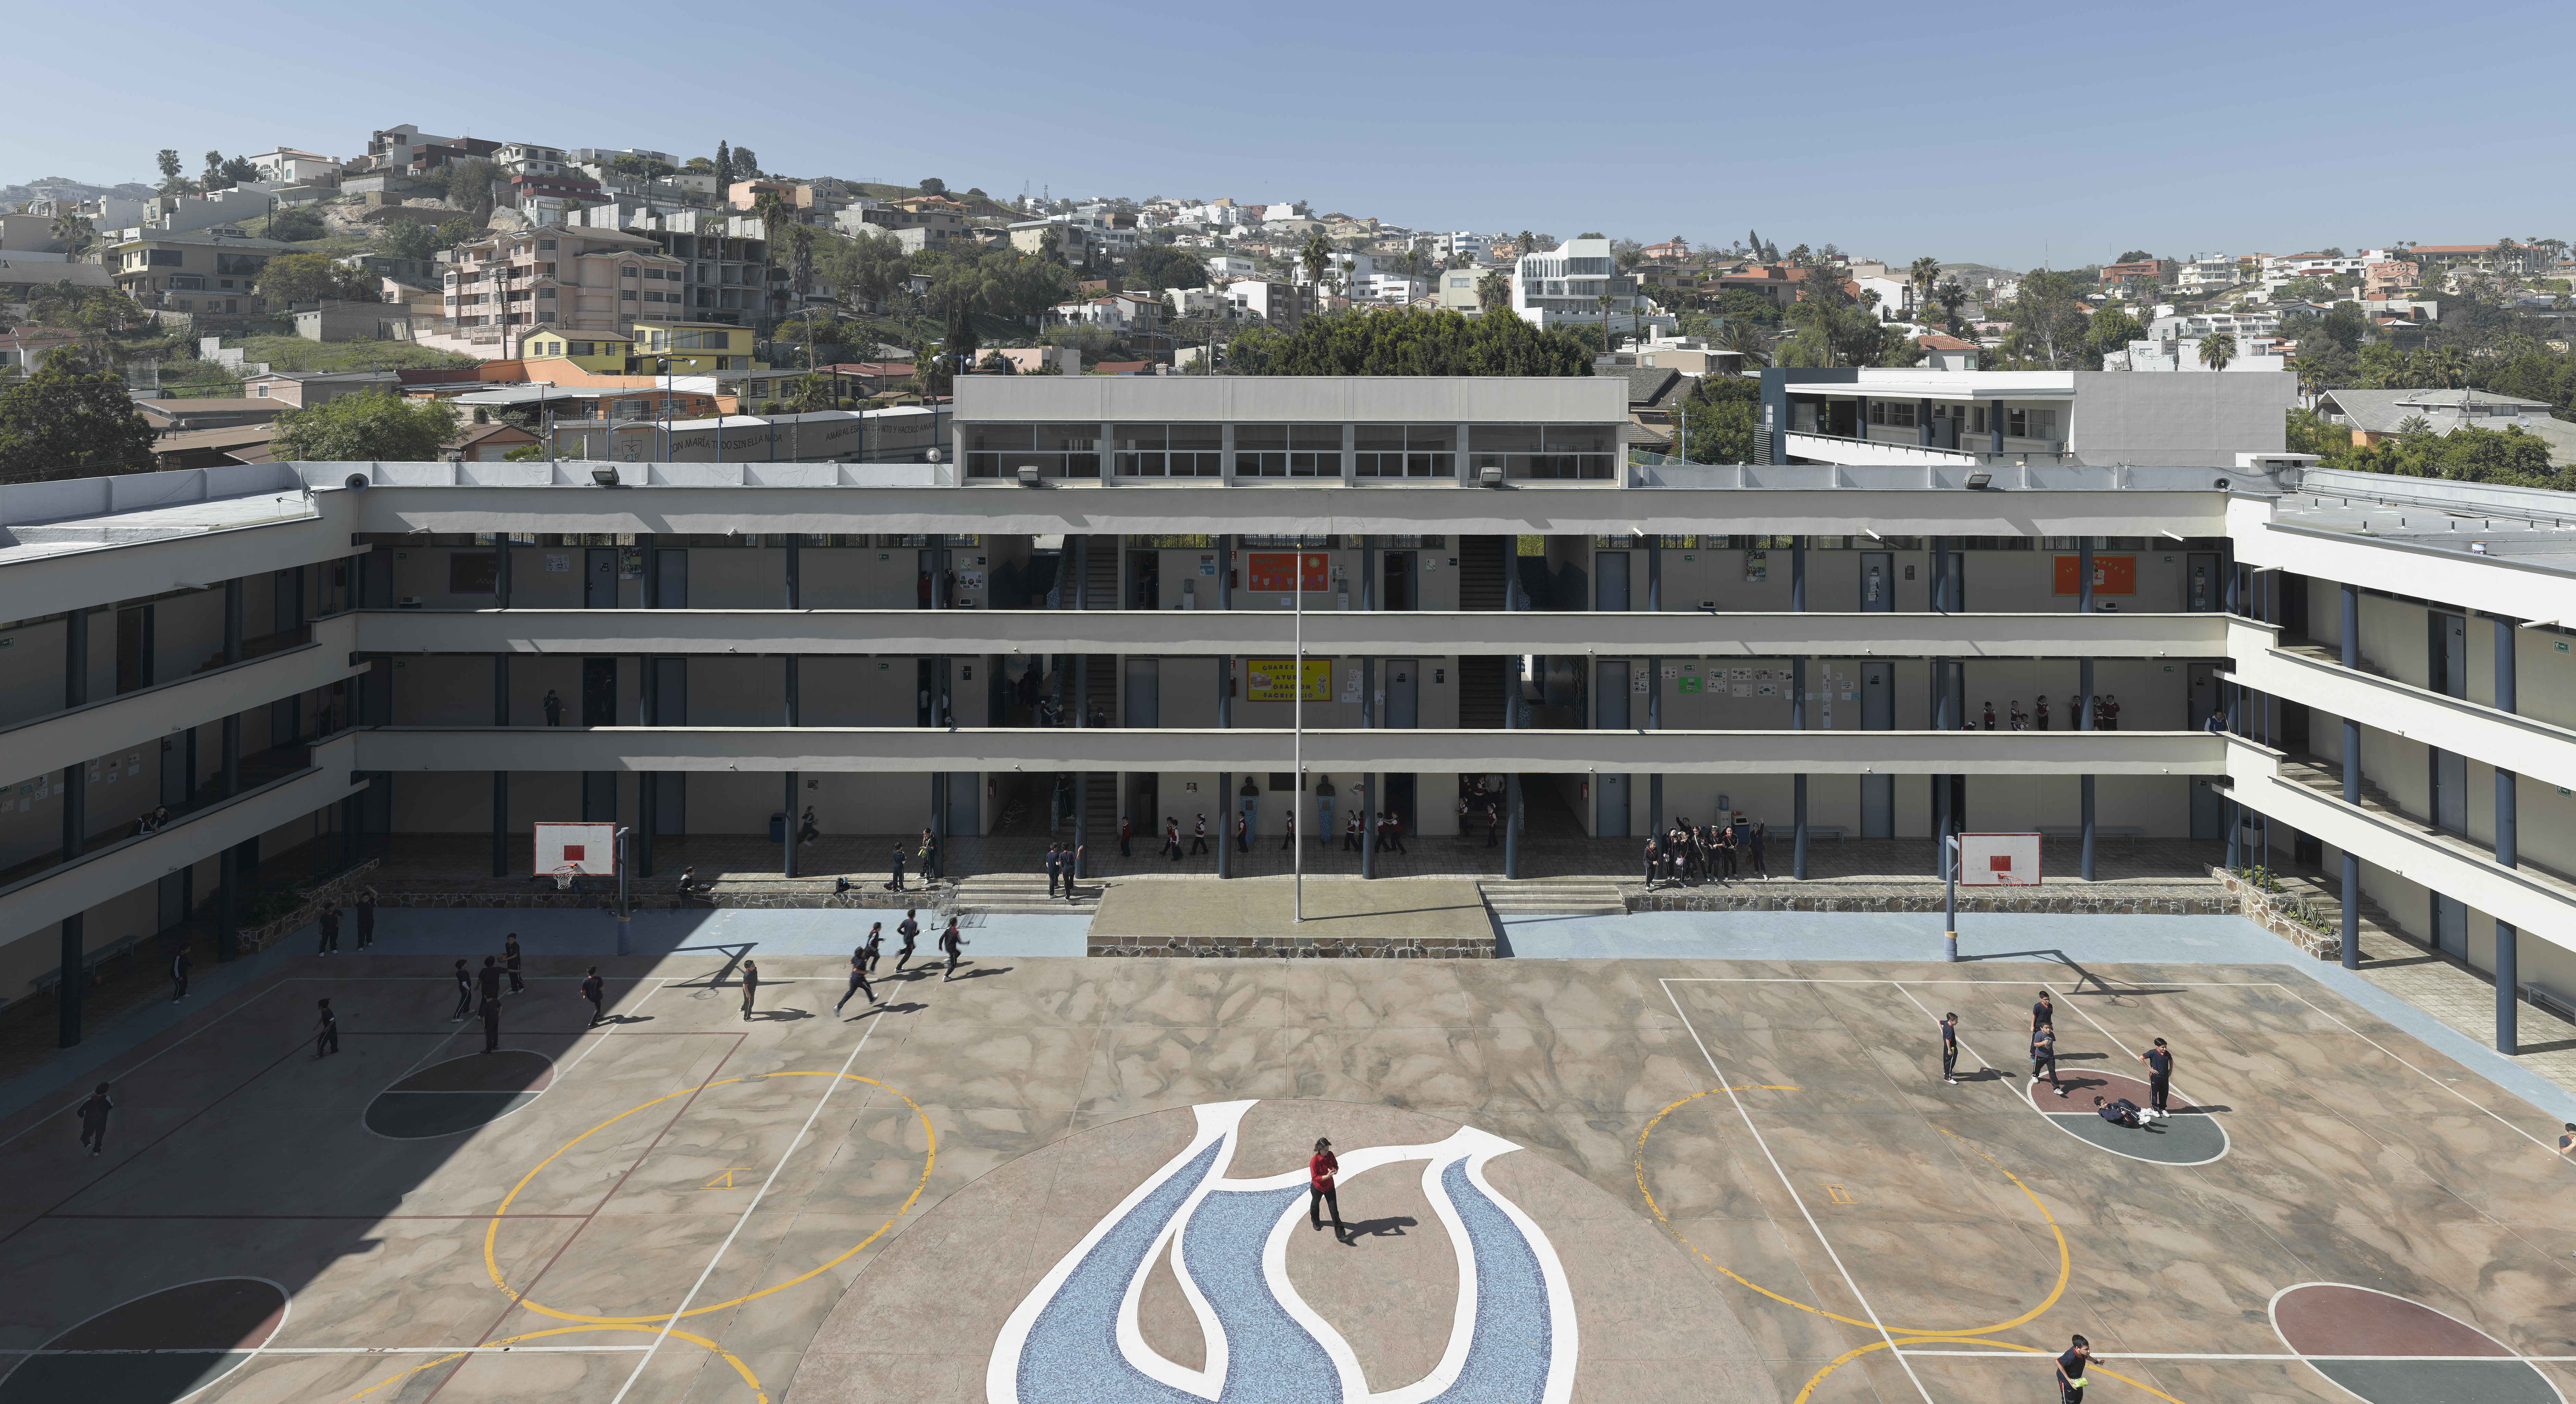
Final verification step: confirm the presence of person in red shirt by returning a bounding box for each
[1308,1136,1348,1241]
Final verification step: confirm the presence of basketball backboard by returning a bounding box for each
[1956,832,2040,886]
[535,821,618,876]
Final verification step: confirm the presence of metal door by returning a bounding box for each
[1860,553,1893,611]
[1860,662,1894,837]
[2435,749,2467,835]
[919,549,940,609]
[655,549,688,607]
[1384,552,1415,610]
[1597,773,1629,836]
[652,658,687,724]
[1124,658,1159,727]
[582,657,617,725]
[2191,777,2224,840]
[583,772,616,821]
[2436,613,2466,695]
[2186,552,2220,612]
[2188,663,2222,732]
[655,773,685,835]
[116,605,152,693]
[948,772,978,835]
[1387,660,1419,728]
[1595,551,1630,611]
[1596,660,1631,729]
[585,548,617,607]
[2433,892,2468,955]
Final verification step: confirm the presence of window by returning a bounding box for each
[168,274,206,290]
[1472,424,1615,480]
[253,384,269,398]
[1354,424,1454,477]
[147,249,184,266]
[567,341,595,356]
[965,423,1102,479]
[537,239,556,250]
[620,289,636,302]
[1887,402,1916,428]
[2007,408,2028,437]
[621,265,638,278]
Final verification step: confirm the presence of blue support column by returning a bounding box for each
[1218,535,1233,880]
[1792,534,1809,880]
[2495,613,2519,1053]
[1648,535,1662,835]
[2080,656,2096,881]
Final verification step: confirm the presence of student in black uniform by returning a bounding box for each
[2138,1037,2174,1113]
[478,955,505,1005]
[76,1083,113,1157]
[739,958,759,1020]
[1940,1012,1960,1085]
[2558,1123,2576,1160]
[316,903,341,955]
[939,918,966,980]
[895,911,920,971]
[451,959,475,1021]
[1190,814,1209,856]
[503,933,525,994]
[836,943,877,1013]
[480,991,502,1053]
[2031,1024,2064,1096]
[354,888,377,949]
[861,921,884,975]
[313,998,340,1058]
[2031,989,2055,1036]
[170,945,192,1003]
[2055,1334,2094,1402]
[581,966,606,1026]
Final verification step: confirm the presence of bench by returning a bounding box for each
[2522,982,2576,1027]
[29,929,155,994]
[2036,825,2147,848]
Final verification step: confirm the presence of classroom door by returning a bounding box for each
[1383,552,1415,610]
[1124,658,1159,727]
[2191,776,2224,841]
[1596,660,1631,729]
[2188,662,2222,731]
[2432,612,2467,834]
[1595,552,1630,611]
[655,549,688,607]
[1859,552,1893,611]
[585,549,618,608]
[1597,773,1629,836]
[1859,662,1894,838]
[1386,660,1419,728]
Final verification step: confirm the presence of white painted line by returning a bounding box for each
[1898,1350,2576,1362]
[556,977,669,1081]
[0,980,289,1153]
[0,1345,655,1355]
[604,991,890,1403]
[2272,984,2572,1158]
[1660,979,1936,1404]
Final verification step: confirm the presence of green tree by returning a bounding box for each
[267,204,327,241]
[48,212,94,258]
[1934,280,1969,334]
[271,389,460,461]
[1671,373,1761,463]
[2116,250,2153,265]
[714,140,733,190]
[2087,306,2146,362]
[155,148,187,195]
[380,218,444,262]
[1253,307,1593,377]
[787,225,816,302]
[0,349,157,482]
[919,177,946,196]
[434,217,477,249]
[257,253,376,307]
[1476,270,1511,312]
[814,229,908,308]
[1129,244,1210,292]
[2197,332,2237,371]
[2002,269,2086,368]
[438,159,502,223]
[788,372,837,410]
[1299,233,1333,291]
[1907,256,1942,312]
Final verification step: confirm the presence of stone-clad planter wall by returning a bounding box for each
[2210,867,2341,960]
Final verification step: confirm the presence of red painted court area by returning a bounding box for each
[2275,1283,2516,1358]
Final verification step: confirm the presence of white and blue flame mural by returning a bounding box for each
[987,1101,1579,1404]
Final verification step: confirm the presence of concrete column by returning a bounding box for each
[1506,774,1522,881]
[784,654,801,879]
[58,916,82,1048]
[2337,581,2362,967]
[783,772,799,879]
[494,654,510,726]
[1217,771,1232,880]
[783,534,801,609]
[1917,398,1932,447]
[495,535,513,609]
[2495,613,2519,1053]
[1648,535,1662,836]
[1361,654,1377,880]
[491,771,509,878]
[224,576,243,664]
[642,534,659,609]
[1792,534,1808,879]
[1988,397,2004,456]
[2078,538,2094,614]
[2080,656,2096,881]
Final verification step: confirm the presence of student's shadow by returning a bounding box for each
[948,965,1013,981]
[848,1002,929,1020]
[753,1007,814,1022]
[599,1014,656,1026]
[1339,1216,1418,1243]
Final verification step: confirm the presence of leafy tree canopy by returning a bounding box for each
[268,205,328,242]
[2116,250,2155,264]
[1128,244,1210,292]
[1672,374,1761,464]
[1247,308,1594,377]
[272,390,460,461]
[0,349,157,482]
[258,252,376,307]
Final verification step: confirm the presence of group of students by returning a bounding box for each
[443,932,554,1052]
[1970,695,2121,732]
[1943,990,2181,1131]
[312,890,379,955]
[833,909,969,1011]
[1644,816,1767,887]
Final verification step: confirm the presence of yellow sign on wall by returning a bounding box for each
[1246,659,1331,701]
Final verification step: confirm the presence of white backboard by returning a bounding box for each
[1956,832,2041,886]
[535,821,617,876]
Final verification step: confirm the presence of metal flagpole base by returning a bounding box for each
[1945,931,1958,962]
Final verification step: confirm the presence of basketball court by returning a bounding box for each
[0,834,2570,1403]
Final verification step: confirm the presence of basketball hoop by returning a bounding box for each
[546,863,584,893]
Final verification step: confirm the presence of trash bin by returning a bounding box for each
[768,811,787,843]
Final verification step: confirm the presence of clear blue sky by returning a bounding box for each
[12,0,2569,270]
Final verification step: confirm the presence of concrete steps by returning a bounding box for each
[955,872,1100,915]
[1479,876,1626,917]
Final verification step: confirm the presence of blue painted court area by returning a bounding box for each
[352,906,1092,960]
[1499,909,2576,1128]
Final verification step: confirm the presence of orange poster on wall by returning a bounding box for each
[1247,552,1330,593]
[2053,554,2135,595]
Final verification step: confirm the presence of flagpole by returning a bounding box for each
[1293,549,1303,924]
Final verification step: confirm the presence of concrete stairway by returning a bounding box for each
[1478,876,1626,917]
[954,872,1102,915]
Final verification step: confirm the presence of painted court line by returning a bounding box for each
[1659,979,1937,1404]
[1898,1350,2576,1362]
[0,1345,656,1356]
[604,994,893,1404]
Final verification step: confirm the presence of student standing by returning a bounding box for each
[739,958,759,1020]
[354,888,377,949]
[581,966,606,1026]
[1281,813,1296,850]
[2138,1038,2174,1113]
[1235,810,1249,852]
[2055,1334,2093,1403]
[1747,821,1768,878]
[170,945,193,1003]
[1118,815,1133,858]
[1940,1012,1960,1085]
[316,903,341,956]
[1190,814,1209,856]
[939,919,965,980]
[2031,1024,2064,1096]
[836,944,877,1012]
[2031,990,2055,1036]
[1164,817,1183,862]
[504,933,525,994]
[478,955,505,1007]
[1342,812,1361,853]
[480,991,503,1053]
[1044,843,1063,897]
[2034,695,2051,731]
[1385,812,1405,854]
[1642,834,1660,889]
[1308,1136,1349,1242]
[542,689,563,725]
[885,844,907,892]
[76,1083,113,1157]
[313,998,340,1058]
[451,959,475,1021]
[895,911,920,971]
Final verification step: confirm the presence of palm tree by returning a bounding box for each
[1715,319,1772,368]
[49,212,94,259]
[1596,291,1615,345]
[1908,256,1941,316]
[2197,331,2237,371]
[1476,270,1510,312]
[2395,413,2433,439]
[2428,345,2469,388]
[1299,233,1332,293]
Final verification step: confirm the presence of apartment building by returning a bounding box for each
[9,391,2570,1058]
[107,228,301,314]
[436,225,683,354]
[1758,366,2295,467]
[245,148,342,186]
[560,205,773,327]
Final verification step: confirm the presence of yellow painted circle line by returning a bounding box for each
[339,1322,768,1403]
[482,1071,937,1327]
[1631,1088,2072,1339]
[1793,1335,2191,1404]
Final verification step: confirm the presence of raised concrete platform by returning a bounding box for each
[1087,877,1494,957]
